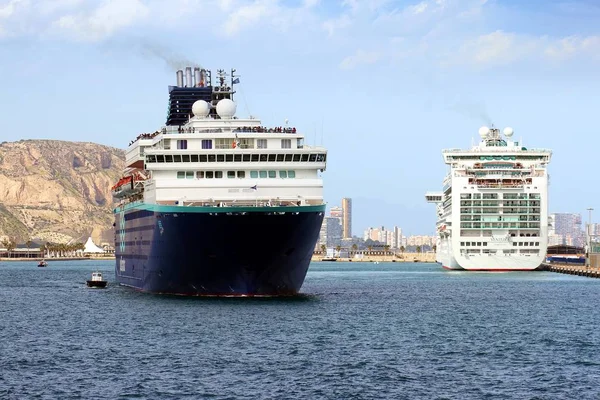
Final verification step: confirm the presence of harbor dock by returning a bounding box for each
[311,253,436,263]
[543,263,600,278]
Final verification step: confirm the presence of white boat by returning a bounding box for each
[426,126,552,271]
[87,272,108,288]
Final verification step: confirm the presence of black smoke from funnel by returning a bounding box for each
[103,37,202,71]
[138,41,202,70]
[447,98,493,126]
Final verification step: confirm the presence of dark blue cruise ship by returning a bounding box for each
[113,67,327,295]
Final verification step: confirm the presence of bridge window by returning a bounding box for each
[207,155,215,162]
[156,155,164,163]
[190,154,198,162]
[243,154,251,162]
[268,154,276,162]
[199,155,207,162]
[309,154,317,162]
[257,139,267,149]
[165,155,173,162]
[217,154,225,162]
[251,154,259,162]
[239,138,254,149]
[176,171,194,179]
[285,154,293,162]
[234,154,242,162]
[276,154,284,162]
[293,154,301,162]
[301,154,309,162]
[316,154,326,162]
[182,154,190,162]
[260,154,268,162]
[215,138,233,149]
[173,155,181,162]
[226,154,233,162]
[201,139,212,149]
[177,140,188,150]
[281,139,291,149]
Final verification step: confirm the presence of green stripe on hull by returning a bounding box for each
[114,201,325,214]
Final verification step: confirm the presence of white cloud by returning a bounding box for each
[217,0,234,12]
[0,0,597,73]
[322,14,351,37]
[51,0,149,42]
[223,0,274,36]
[0,0,31,38]
[303,0,319,8]
[409,2,428,15]
[0,0,25,19]
[445,31,600,67]
[339,49,381,69]
[452,30,538,66]
[545,35,600,61]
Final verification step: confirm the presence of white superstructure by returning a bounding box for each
[114,93,326,209]
[427,126,552,271]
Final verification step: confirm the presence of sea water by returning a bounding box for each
[1,260,599,399]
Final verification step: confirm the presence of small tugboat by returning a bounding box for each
[86,272,108,288]
[37,260,47,267]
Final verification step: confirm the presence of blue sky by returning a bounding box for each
[1,0,599,236]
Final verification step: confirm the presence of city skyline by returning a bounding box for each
[1,0,599,235]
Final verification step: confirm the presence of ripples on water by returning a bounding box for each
[1,260,600,399]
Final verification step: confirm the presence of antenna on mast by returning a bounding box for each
[320,117,324,146]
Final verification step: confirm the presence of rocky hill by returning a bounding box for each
[0,140,125,245]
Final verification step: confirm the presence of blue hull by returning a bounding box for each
[114,203,324,296]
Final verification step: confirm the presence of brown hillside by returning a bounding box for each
[0,140,125,245]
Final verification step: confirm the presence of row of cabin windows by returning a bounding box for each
[147,153,326,163]
[460,241,540,247]
[461,249,540,254]
[176,170,297,179]
[459,193,541,200]
[178,138,294,150]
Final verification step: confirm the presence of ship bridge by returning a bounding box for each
[425,192,443,203]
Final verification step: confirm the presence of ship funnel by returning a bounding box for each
[193,67,201,87]
[185,66,193,88]
[199,69,206,87]
[176,70,184,87]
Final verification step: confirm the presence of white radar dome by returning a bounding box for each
[216,98,237,119]
[478,126,490,138]
[192,100,210,118]
[503,127,514,137]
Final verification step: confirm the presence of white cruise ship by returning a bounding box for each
[112,67,327,295]
[426,126,552,271]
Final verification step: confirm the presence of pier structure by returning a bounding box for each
[543,263,600,279]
